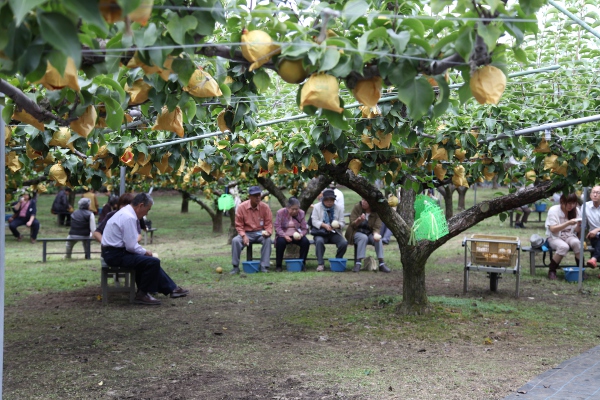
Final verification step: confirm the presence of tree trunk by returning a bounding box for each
[492,175,499,189]
[213,209,223,234]
[227,209,237,244]
[181,191,190,213]
[298,176,330,211]
[437,184,456,219]
[397,246,431,315]
[456,186,468,211]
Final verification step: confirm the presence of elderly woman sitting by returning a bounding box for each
[65,197,96,259]
[274,197,310,272]
[545,193,581,280]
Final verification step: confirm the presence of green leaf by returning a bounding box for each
[252,70,271,92]
[357,27,388,55]
[322,109,349,130]
[319,47,341,72]
[454,26,474,61]
[432,78,450,119]
[99,96,125,130]
[99,77,126,103]
[9,0,46,26]
[167,15,198,45]
[401,18,425,38]
[329,55,353,78]
[38,12,82,67]
[431,32,458,56]
[430,0,453,14]
[520,0,545,15]
[172,58,196,87]
[282,41,312,58]
[387,30,410,55]
[62,0,107,32]
[136,142,148,155]
[477,22,500,51]
[396,77,434,121]
[193,10,216,36]
[343,0,369,26]
[218,83,231,106]
[512,47,528,63]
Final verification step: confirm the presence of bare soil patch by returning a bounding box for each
[5,260,599,400]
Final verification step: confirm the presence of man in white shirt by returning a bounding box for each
[585,186,600,269]
[101,193,188,305]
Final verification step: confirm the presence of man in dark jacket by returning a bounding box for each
[345,199,391,273]
[52,187,72,226]
[65,198,96,259]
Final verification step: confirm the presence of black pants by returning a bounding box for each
[590,236,600,260]
[102,246,177,295]
[57,213,71,226]
[275,236,310,268]
[9,217,40,239]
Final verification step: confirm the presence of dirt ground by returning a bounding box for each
[4,253,598,400]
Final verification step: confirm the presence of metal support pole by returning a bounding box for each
[579,187,588,290]
[0,99,6,399]
[549,0,600,41]
[119,166,126,196]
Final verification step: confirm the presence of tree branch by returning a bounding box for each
[0,79,66,125]
[257,176,287,208]
[188,193,216,218]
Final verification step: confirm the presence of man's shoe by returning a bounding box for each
[587,258,597,269]
[230,267,240,275]
[16,236,22,242]
[260,266,269,272]
[316,265,324,272]
[30,238,36,244]
[548,270,557,280]
[353,264,361,273]
[170,287,189,298]
[275,267,282,272]
[135,292,161,305]
[379,263,391,273]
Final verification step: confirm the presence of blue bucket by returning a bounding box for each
[535,203,547,212]
[563,267,585,282]
[285,259,304,272]
[242,261,260,274]
[329,258,347,272]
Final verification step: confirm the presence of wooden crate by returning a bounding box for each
[470,234,519,267]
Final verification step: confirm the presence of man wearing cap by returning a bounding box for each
[311,189,347,271]
[329,182,345,212]
[230,186,273,274]
[65,197,96,259]
[102,193,189,305]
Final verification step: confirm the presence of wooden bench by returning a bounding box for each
[100,258,136,305]
[521,245,594,275]
[38,237,100,262]
[143,228,158,245]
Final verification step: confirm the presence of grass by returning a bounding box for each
[3,186,600,399]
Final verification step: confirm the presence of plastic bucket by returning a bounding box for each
[563,267,585,282]
[329,258,347,272]
[535,203,547,212]
[242,261,260,274]
[285,259,304,272]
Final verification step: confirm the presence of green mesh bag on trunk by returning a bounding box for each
[411,196,449,242]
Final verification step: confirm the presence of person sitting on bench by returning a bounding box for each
[345,198,390,273]
[65,198,96,259]
[101,193,188,305]
[274,197,310,272]
[585,185,600,270]
[545,193,582,280]
[311,189,347,272]
[8,191,40,244]
[514,205,531,229]
[230,186,273,274]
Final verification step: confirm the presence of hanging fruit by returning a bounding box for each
[470,65,506,105]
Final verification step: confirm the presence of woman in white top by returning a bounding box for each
[545,193,582,280]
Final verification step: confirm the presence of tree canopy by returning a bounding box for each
[2,0,600,312]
